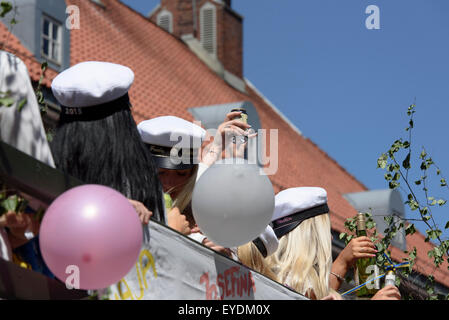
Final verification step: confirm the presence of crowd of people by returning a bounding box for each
[0,55,401,300]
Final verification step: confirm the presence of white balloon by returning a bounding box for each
[192,159,275,248]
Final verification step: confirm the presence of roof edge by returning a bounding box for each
[244,78,303,137]
[147,3,161,18]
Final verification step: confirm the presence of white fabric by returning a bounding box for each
[138,116,206,149]
[257,225,279,257]
[188,232,207,244]
[273,187,327,221]
[0,51,55,167]
[51,61,134,107]
[108,221,307,300]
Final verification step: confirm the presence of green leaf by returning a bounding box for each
[409,119,414,129]
[384,216,393,225]
[376,242,385,252]
[408,199,419,211]
[403,140,410,148]
[0,96,14,107]
[0,1,13,18]
[389,181,400,189]
[437,199,447,206]
[402,153,411,169]
[445,221,449,230]
[1,195,18,212]
[35,91,44,104]
[414,180,421,185]
[393,172,400,181]
[17,98,27,112]
[377,154,388,169]
[406,224,416,236]
[345,235,354,245]
[426,229,442,242]
[441,178,447,187]
[41,61,48,71]
[366,220,375,230]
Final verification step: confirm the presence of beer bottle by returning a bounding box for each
[230,108,249,144]
[354,212,380,298]
[384,270,396,287]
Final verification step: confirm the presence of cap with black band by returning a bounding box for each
[271,187,329,239]
[252,225,279,258]
[137,116,206,170]
[51,61,135,122]
[59,94,131,122]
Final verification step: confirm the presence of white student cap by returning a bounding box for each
[137,116,206,170]
[252,225,279,258]
[271,187,329,239]
[51,61,134,120]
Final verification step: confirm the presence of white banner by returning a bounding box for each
[108,221,306,300]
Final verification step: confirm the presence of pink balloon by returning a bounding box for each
[39,184,142,290]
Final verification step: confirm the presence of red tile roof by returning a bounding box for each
[1,0,448,289]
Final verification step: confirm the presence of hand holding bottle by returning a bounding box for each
[338,236,378,267]
[371,285,401,300]
[201,111,253,166]
[215,111,252,149]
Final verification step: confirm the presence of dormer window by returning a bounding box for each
[157,9,173,33]
[41,16,62,65]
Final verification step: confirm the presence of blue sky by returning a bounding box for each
[122,0,449,239]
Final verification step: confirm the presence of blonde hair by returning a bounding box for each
[171,165,198,213]
[267,213,338,299]
[237,242,278,281]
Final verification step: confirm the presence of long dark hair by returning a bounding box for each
[50,102,165,223]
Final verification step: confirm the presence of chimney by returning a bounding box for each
[150,0,244,90]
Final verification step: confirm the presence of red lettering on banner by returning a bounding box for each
[199,267,256,300]
[217,273,225,300]
[200,272,218,300]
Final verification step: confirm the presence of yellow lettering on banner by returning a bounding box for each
[115,249,158,300]
[117,279,134,300]
[134,263,145,300]
[139,249,157,289]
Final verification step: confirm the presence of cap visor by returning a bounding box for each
[153,156,197,170]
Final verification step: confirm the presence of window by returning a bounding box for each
[200,2,217,56]
[41,16,62,64]
[157,10,173,33]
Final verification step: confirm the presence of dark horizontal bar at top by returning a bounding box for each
[0,141,84,205]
